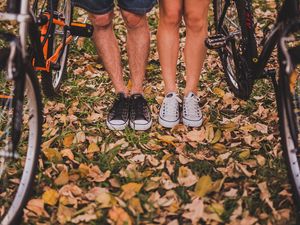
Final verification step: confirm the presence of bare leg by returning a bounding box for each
[89,11,128,95]
[157,0,183,94]
[183,0,210,96]
[121,10,150,95]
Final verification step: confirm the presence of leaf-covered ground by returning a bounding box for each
[23,1,297,225]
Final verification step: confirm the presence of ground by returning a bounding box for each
[22,1,297,225]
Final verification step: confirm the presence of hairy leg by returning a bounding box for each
[89,11,128,95]
[121,10,150,95]
[157,0,183,94]
[183,0,210,96]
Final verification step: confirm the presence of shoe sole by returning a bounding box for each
[183,117,203,127]
[106,120,128,131]
[130,120,152,131]
[159,116,180,128]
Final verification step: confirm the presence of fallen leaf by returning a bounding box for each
[108,206,132,225]
[55,169,69,186]
[121,182,143,200]
[42,188,59,206]
[194,175,213,197]
[177,166,198,187]
[63,134,74,148]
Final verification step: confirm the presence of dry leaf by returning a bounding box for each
[63,134,74,148]
[42,188,59,206]
[121,182,143,200]
[55,169,69,186]
[177,166,198,187]
[108,206,132,225]
[194,175,213,197]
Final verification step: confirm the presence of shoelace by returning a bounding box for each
[132,96,149,120]
[162,96,182,116]
[184,96,201,117]
[111,96,127,119]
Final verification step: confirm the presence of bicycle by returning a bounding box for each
[0,0,92,224]
[206,0,300,210]
[30,0,93,98]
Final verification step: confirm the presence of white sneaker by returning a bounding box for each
[159,92,182,128]
[183,92,203,127]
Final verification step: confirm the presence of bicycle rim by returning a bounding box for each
[279,45,300,208]
[51,0,72,89]
[0,49,42,225]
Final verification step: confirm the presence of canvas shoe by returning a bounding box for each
[159,92,182,128]
[182,92,203,127]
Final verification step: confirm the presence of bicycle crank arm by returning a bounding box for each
[69,22,93,38]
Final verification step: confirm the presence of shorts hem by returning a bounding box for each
[73,2,114,15]
[118,2,156,15]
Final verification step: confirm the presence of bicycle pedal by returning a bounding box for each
[69,22,93,38]
[205,34,227,50]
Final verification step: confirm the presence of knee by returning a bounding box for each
[184,15,207,33]
[89,12,114,29]
[160,10,182,27]
[121,10,146,29]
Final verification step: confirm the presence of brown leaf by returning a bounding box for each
[63,134,74,148]
[108,206,132,225]
[121,182,143,200]
[177,166,197,187]
[55,169,69,186]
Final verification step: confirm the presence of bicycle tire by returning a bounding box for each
[213,0,258,100]
[40,0,73,98]
[0,48,42,225]
[278,46,300,210]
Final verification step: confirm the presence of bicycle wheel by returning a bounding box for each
[213,0,258,100]
[0,40,42,225]
[278,41,300,209]
[34,0,72,98]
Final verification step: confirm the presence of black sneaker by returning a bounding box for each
[106,93,130,130]
[129,94,152,131]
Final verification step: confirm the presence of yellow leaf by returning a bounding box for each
[240,124,256,132]
[43,148,62,162]
[157,135,177,146]
[121,182,143,200]
[209,203,224,215]
[213,87,225,97]
[78,163,90,176]
[63,134,74,148]
[194,175,213,197]
[55,169,69,186]
[205,125,215,142]
[221,122,238,131]
[239,149,251,160]
[129,197,144,214]
[42,188,59,206]
[212,143,227,154]
[87,142,100,153]
[108,206,132,225]
[210,129,222,144]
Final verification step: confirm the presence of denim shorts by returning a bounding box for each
[73,0,157,15]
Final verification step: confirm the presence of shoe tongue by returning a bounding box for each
[166,92,177,98]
